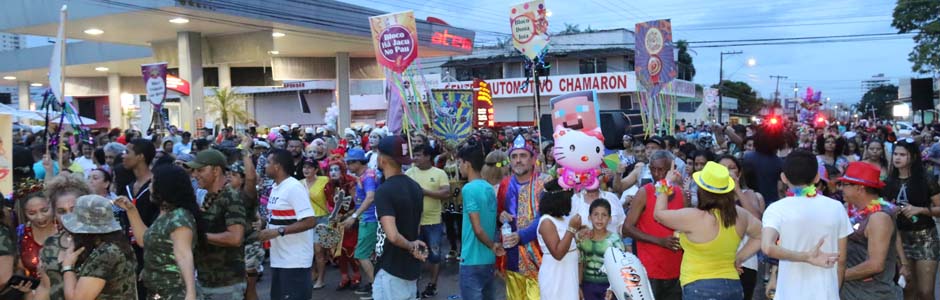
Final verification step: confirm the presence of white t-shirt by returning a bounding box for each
[762,195,852,300]
[266,177,316,268]
[571,190,625,234]
[74,156,96,178]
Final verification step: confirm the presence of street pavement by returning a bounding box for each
[254,242,507,300]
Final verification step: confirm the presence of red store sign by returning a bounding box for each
[473,78,494,128]
[431,29,473,51]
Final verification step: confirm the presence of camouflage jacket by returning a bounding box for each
[142,208,195,296]
[195,188,247,287]
[40,232,67,300]
[78,242,137,300]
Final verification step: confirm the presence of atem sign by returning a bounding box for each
[418,24,475,55]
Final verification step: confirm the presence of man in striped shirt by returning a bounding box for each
[258,148,318,300]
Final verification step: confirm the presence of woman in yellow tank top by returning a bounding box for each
[652,161,763,300]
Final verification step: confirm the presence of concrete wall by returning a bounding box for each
[251,91,331,126]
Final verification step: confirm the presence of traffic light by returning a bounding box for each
[768,115,780,126]
[814,114,827,128]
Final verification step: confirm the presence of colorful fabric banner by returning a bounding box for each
[385,73,405,135]
[510,0,550,60]
[430,89,474,148]
[141,63,168,106]
[635,19,678,136]
[369,11,419,74]
[0,115,11,199]
[635,19,677,93]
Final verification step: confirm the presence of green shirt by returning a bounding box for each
[195,188,247,287]
[40,233,67,300]
[78,242,138,300]
[578,232,626,283]
[143,208,196,296]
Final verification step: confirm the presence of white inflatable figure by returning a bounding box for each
[602,246,654,300]
[553,125,605,191]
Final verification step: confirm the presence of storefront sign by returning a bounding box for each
[431,29,473,51]
[166,75,190,96]
[443,72,636,98]
[473,79,494,127]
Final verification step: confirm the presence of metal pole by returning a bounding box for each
[718,55,723,124]
[533,66,543,147]
[770,75,788,105]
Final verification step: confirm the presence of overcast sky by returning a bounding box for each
[344,0,920,106]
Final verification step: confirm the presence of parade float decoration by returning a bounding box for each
[43,5,93,155]
[798,87,825,127]
[603,246,654,300]
[635,19,678,136]
[510,0,552,145]
[550,90,605,191]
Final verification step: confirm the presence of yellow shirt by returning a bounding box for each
[306,176,330,217]
[405,166,450,225]
[678,210,741,286]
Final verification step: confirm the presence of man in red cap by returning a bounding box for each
[838,161,903,300]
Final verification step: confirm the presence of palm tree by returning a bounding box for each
[205,87,250,129]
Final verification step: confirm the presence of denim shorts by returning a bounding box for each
[418,223,444,264]
[682,279,743,300]
[460,264,495,300]
[373,269,417,300]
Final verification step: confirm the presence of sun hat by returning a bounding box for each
[60,195,122,234]
[693,161,735,194]
[837,161,885,189]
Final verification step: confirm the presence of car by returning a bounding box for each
[895,121,914,138]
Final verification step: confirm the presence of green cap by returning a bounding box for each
[185,149,228,169]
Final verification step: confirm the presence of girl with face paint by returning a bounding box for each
[323,158,361,290]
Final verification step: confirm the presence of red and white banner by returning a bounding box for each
[442,72,636,98]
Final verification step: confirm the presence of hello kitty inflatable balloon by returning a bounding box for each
[553,127,604,191]
[550,90,605,191]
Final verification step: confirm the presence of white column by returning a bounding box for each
[335,52,351,131]
[17,81,30,124]
[218,63,231,89]
[107,74,122,128]
[178,31,205,132]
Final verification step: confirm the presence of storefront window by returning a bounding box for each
[579,58,607,74]
[456,64,503,81]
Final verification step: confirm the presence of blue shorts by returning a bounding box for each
[418,223,444,264]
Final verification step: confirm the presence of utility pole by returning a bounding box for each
[718,50,742,124]
[769,75,788,105]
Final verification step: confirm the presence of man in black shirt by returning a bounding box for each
[286,137,305,180]
[373,135,428,300]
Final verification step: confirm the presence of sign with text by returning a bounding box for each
[0,115,10,199]
[431,29,473,52]
[141,62,168,106]
[473,79,494,128]
[443,72,637,98]
[166,74,190,96]
[510,0,550,60]
[369,11,419,74]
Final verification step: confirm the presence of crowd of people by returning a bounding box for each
[1,117,939,300]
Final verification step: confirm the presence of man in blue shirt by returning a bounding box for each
[341,148,381,298]
[457,142,504,300]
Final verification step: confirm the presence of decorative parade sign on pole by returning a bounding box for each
[635,19,678,136]
[141,62,169,133]
[510,0,550,61]
[369,11,419,74]
[430,89,474,149]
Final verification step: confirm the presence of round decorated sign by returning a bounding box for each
[378,25,416,66]
[511,14,537,44]
[644,27,664,55]
[648,55,662,77]
[146,71,166,106]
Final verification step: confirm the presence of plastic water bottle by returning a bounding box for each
[501,222,513,248]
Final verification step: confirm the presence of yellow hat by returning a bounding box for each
[693,161,735,194]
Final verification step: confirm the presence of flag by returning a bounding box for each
[48,5,67,103]
[386,74,404,135]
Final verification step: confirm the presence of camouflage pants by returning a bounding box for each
[244,241,265,272]
[147,290,186,300]
[197,282,246,300]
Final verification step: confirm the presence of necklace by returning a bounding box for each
[848,198,894,229]
[786,185,817,197]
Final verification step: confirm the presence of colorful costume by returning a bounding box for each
[496,134,549,300]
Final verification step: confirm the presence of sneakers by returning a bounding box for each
[445,250,457,261]
[420,283,437,298]
[355,283,372,296]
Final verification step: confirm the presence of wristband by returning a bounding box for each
[351,212,359,219]
[62,266,74,273]
[566,227,578,235]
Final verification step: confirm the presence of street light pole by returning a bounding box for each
[718,50,742,124]
[770,75,788,105]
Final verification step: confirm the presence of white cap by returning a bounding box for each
[290,123,300,129]
[316,127,326,134]
[279,125,289,132]
[305,127,315,134]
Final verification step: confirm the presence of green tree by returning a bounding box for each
[560,23,581,34]
[856,84,898,120]
[711,80,765,115]
[205,87,250,128]
[892,0,940,74]
[677,40,696,81]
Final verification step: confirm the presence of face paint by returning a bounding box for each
[330,165,342,180]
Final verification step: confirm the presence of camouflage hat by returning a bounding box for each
[60,195,122,234]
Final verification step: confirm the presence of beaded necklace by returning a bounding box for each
[786,185,817,197]
[848,197,894,230]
